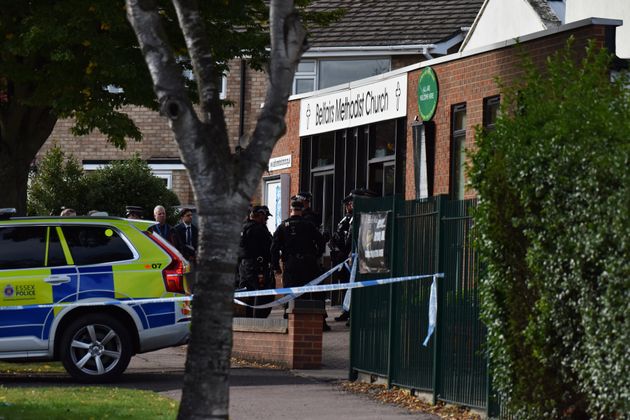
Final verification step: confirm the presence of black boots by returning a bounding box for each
[334,311,350,322]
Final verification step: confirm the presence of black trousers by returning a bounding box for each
[239,259,273,318]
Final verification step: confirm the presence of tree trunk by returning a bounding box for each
[0,151,31,215]
[125,0,307,417]
[178,200,247,419]
[0,104,57,215]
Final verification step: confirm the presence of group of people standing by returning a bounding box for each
[237,189,371,330]
[145,205,199,264]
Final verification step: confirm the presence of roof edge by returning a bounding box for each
[290,17,622,101]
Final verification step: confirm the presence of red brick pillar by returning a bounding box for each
[287,300,325,369]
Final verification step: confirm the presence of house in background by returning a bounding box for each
[461,0,629,60]
[38,0,484,220]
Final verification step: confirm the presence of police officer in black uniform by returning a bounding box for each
[271,199,330,330]
[238,205,274,318]
[329,193,354,322]
[294,192,321,229]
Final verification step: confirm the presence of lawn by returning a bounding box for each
[0,360,65,375]
[0,386,178,419]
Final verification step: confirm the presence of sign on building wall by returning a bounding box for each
[358,211,390,274]
[299,74,407,136]
[417,67,438,121]
[268,154,292,171]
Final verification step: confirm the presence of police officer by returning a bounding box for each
[125,205,143,219]
[294,192,321,229]
[271,199,330,330]
[329,193,354,322]
[238,205,274,318]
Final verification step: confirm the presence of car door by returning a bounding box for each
[0,224,77,355]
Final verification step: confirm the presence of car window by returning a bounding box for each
[47,227,67,267]
[61,225,134,265]
[0,226,47,269]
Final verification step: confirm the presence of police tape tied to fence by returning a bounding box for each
[0,256,442,346]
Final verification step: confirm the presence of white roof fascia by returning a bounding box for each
[301,44,437,58]
[290,18,622,101]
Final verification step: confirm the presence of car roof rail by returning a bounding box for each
[0,208,17,220]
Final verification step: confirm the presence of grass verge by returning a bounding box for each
[0,360,65,375]
[0,386,178,419]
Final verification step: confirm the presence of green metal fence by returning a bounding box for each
[350,195,489,411]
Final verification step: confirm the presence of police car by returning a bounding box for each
[0,209,191,382]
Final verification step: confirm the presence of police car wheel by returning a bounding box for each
[60,314,132,382]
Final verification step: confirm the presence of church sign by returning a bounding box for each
[417,67,438,121]
[299,74,407,136]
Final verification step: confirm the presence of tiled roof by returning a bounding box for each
[306,0,485,47]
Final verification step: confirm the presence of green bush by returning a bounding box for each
[28,145,86,216]
[82,157,180,221]
[28,149,180,221]
[470,39,630,418]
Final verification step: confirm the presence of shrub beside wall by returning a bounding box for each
[471,39,630,418]
[28,145,179,220]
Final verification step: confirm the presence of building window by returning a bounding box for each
[319,58,390,90]
[292,58,391,94]
[183,70,227,99]
[152,171,173,189]
[312,132,335,168]
[294,60,316,94]
[367,120,397,196]
[483,96,500,130]
[451,104,467,200]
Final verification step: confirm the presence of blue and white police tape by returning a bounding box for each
[233,268,443,347]
[233,256,354,309]
[0,259,442,346]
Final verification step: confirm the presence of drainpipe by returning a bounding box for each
[422,46,434,60]
[238,59,247,144]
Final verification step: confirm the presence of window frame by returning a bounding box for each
[292,57,392,95]
[450,103,467,200]
[483,95,500,130]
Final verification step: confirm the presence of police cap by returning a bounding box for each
[251,205,272,217]
[290,200,304,210]
[125,205,143,217]
[350,188,377,197]
[295,191,312,201]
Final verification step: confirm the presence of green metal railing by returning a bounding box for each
[350,195,490,412]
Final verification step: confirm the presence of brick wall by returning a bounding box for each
[399,25,606,200]
[232,300,325,369]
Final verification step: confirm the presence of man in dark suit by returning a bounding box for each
[173,207,198,263]
[148,205,174,243]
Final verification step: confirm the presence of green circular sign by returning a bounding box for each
[417,67,438,121]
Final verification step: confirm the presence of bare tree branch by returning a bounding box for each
[126,0,220,180]
[241,0,308,189]
[172,0,227,131]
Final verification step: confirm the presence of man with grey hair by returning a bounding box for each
[148,205,174,243]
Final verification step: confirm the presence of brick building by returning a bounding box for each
[267,18,623,235]
[38,0,483,221]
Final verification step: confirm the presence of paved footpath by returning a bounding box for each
[125,305,438,419]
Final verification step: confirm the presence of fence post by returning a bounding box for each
[386,196,399,388]
[432,195,447,405]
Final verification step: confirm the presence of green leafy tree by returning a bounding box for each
[82,157,180,220]
[0,0,284,215]
[27,147,179,219]
[27,144,85,215]
[471,39,630,418]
